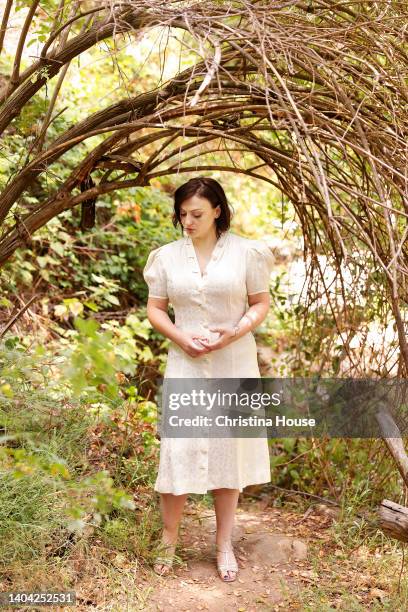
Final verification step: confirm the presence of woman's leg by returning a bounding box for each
[212,488,240,580]
[154,492,188,574]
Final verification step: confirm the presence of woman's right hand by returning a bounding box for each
[178,331,211,358]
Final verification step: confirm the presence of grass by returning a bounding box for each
[271,500,408,611]
[1,346,408,609]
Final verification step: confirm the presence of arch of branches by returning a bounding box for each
[0,0,407,372]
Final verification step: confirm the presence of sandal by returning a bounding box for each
[216,545,239,582]
[153,543,176,576]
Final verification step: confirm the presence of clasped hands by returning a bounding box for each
[182,325,238,358]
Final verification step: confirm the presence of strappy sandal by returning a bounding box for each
[216,545,239,582]
[153,543,176,576]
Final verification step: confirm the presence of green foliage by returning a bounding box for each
[58,310,160,396]
[0,469,67,563]
[0,185,178,309]
[0,13,403,591]
[63,316,128,399]
[0,317,160,562]
[269,437,400,507]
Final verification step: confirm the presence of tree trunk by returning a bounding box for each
[378,499,408,543]
[376,408,408,542]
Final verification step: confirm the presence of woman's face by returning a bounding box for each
[179,195,221,239]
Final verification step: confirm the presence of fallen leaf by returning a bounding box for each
[368,588,387,601]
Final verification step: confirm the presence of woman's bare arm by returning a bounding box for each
[234,292,270,340]
[146,297,210,357]
[147,297,183,345]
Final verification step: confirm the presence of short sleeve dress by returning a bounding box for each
[143,230,274,495]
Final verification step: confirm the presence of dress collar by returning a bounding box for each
[184,230,229,278]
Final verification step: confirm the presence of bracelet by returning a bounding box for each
[233,324,240,336]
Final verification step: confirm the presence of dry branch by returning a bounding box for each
[378,499,408,543]
[0,0,407,377]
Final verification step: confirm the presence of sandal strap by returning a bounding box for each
[217,549,238,572]
[154,555,174,566]
[154,543,176,567]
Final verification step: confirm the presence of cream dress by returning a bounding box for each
[143,230,275,495]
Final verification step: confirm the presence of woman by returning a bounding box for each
[143,177,274,582]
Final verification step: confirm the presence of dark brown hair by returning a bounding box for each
[172,177,233,238]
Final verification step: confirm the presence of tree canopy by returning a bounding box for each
[1,0,407,369]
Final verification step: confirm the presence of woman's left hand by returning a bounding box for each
[196,325,236,351]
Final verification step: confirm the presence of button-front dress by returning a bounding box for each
[143,230,274,495]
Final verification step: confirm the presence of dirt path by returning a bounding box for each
[141,499,312,611]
